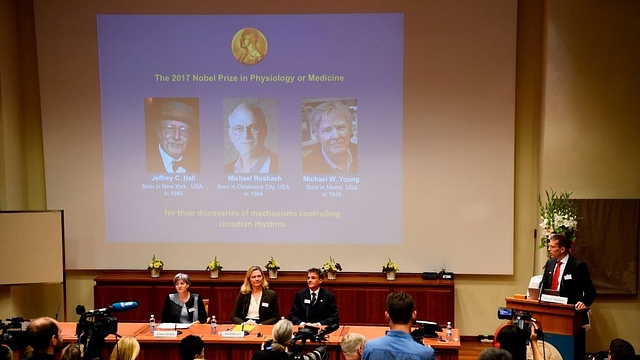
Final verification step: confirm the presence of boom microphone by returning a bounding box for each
[83,301,138,315]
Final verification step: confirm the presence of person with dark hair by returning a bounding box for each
[362,292,436,360]
[495,325,526,360]
[25,317,64,359]
[225,102,279,173]
[180,335,205,360]
[161,273,208,324]
[479,348,513,360]
[232,265,280,325]
[608,338,635,360]
[541,234,596,309]
[288,268,339,327]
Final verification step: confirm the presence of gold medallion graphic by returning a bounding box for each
[232,28,268,65]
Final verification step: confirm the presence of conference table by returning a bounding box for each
[58,322,460,360]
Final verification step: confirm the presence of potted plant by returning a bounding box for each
[265,257,280,279]
[538,189,577,252]
[147,254,164,278]
[322,256,342,280]
[206,257,223,279]
[382,258,399,281]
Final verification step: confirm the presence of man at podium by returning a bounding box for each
[541,234,596,309]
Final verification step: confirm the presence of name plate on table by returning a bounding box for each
[221,331,246,338]
[540,294,568,304]
[153,330,178,338]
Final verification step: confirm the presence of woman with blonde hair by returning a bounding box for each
[109,336,140,360]
[231,265,280,325]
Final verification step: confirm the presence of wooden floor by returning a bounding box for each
[458,340,494,360]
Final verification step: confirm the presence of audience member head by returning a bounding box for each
[180,335,205,360]
[241,265,269,294]
[479,348,513,360]
[341,333,366,360]
[385,292,416,326]
[270,319,293,352]
[495,325,526,360]
[61,343,84,360]
[109,336,140,360]
[26,317,63,354]
[609,338,635,360]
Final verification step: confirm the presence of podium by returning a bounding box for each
[505,297,589,360]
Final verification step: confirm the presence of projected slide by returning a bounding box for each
[98,14,403,244]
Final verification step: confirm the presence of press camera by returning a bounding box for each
[497,307,544,340]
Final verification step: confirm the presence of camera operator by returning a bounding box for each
[607,338,635,360]
[25,317,65,359]
[252,319,327,360]
[495,323,542,360]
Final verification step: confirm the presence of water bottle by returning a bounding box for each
[210,315,217,334]
[445,321,452,342]
[149,315,156,334]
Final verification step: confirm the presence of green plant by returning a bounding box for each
[265,256,280,270]
[322,256,342,273]
[147,254,163,270]
[382,258,399,272]
[206,256,223,271]
[538,189,577,248]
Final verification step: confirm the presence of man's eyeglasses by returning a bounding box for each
[231,124,261,136]
[162,124,190,138]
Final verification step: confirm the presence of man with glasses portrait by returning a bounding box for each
[147,99,200,173]
[225,102,279,174]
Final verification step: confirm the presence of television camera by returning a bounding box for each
[75,301,137,360]
[0,318,27,359]
[497,307,544,341]
[410,320,443,345]
[289,324,337,360]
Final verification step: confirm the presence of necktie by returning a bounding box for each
[310,292,317,307]
[551,260,562,290]
[171,160,182,172]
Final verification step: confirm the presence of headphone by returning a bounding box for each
[493,323,511,348]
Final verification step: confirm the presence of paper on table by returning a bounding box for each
[158,323,191,329]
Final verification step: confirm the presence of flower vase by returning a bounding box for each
[150,268,161,278]
[210,269,219,279]
[268,269,278,279]
[386,271,396,281]
[327,271,337,280]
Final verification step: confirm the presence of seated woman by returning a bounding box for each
[109,336,140,360]
[251,319,327,360]
[161,273,208,324]
[232,265,280,325]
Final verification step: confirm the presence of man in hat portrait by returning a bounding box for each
[146,98,200,173]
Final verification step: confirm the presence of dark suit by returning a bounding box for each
[288,288,339,326]
[224,150,279,173]
[302,143,358,174]
[161,292,207,324]
[231,288,280,325]
[541,255,596,306]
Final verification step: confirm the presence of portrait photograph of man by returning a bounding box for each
[146,98,200,173]
[302,98,358,174]
[223,98,279,174]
